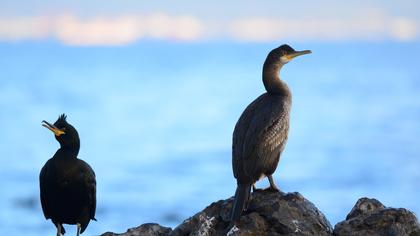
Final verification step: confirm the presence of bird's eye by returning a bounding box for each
[61,127,66,131]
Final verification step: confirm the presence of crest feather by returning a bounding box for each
[57,113,67,123]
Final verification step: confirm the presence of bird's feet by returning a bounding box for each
[266,185,280,192]
[267,175,280,192]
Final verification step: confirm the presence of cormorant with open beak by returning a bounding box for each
[40,114,96,236]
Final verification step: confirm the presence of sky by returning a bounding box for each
[0,0,419,45]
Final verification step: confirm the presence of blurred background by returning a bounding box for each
[0,0,419,235]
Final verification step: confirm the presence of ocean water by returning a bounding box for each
[0,41,419,235]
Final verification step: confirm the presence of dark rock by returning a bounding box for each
[334,197,420,236]
[101,194,420,236]
[103,190,333,236]
[101,223,172,236]
[219,191,334,236]
[171,190,334,235]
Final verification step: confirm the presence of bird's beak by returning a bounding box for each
[287,50,312,60]
[42,120,65,136]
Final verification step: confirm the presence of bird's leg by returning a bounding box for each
[56,223,61,236]
[76,223,81,236]
[267,175,280,192]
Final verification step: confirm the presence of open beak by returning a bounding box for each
[42,120,65,136]
[288,50,312,60]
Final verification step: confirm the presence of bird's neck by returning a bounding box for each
[262,62,291,96]
[57,143,80,158]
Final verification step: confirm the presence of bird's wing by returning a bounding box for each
[39,160,51,219]
[79,160,97,220]
[88,172,97,220]
[232,95,263,180]
[256,102,290,160]
[242,95,290,178]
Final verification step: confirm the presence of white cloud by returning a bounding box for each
[0,13,204,45]
[0,16,50,40]
[390,18,418,41]
[142,14,203,41]
[230,16,418,42]
[0,11,417,45]
[54,15,142,45]
[54,14,203,45]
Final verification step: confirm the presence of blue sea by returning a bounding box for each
[0,41,419,235]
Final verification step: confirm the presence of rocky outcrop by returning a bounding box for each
[334,198,420,236]
[101,191,420,236]
[172,191,332,236]
[101,223,172,236]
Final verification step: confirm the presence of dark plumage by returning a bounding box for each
[230,45,311,227]
[40,114,96,236]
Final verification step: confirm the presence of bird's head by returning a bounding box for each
[42,114,79,148]
[267,44,312,65]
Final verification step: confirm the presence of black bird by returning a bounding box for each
[40,114,96,236]
[230,45,311,227]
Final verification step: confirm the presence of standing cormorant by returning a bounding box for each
[40,114,96,236]
[230,45,311,227]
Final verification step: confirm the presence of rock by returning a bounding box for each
[171,190,333,236]
[334,197,420,236]
[101,223,172,236]
[102,190,333,236]
[101,194,420,236]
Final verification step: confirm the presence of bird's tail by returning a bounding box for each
[229,184,251,228]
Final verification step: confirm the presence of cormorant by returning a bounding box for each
[230,45,311,227]
[40,114,96,236]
